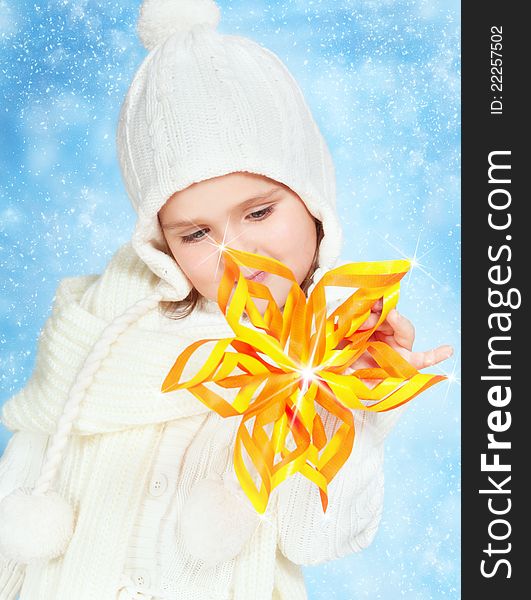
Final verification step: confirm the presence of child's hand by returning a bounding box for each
[357,300,453,370]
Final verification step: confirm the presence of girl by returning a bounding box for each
[0,1,452,599]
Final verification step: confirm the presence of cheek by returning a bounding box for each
[268,212,316,259]
[167,241,216,286]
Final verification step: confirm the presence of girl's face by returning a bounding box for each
[158,171,318,309]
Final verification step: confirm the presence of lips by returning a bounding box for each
[245,270,268,282]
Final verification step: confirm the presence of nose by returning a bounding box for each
[214,224,261,280]
[216,224,257,256]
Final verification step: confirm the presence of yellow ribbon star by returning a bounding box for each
[162,248,445,514]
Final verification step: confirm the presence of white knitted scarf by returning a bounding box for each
[2,242,236,436]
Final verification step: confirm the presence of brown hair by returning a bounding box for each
[159,219,324,320]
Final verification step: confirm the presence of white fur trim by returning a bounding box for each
[138,0,221,50]
[180,475,260,568]
[0,487,75,564]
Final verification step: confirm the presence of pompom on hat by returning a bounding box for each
[0,0,343,565]
[137,0,221,50]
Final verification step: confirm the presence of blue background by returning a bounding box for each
[0,1,460,598]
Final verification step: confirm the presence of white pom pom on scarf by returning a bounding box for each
[138,0,221,50]
[180,473,261,568]
[0,487,75,564]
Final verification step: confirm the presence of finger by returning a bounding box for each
[358,299,384,330]
[371,329,395,344]
[358,311,380,331]
[409,344,454,370]
[371,320,395,336]
[371,298,383,313]
[386,309,415,351]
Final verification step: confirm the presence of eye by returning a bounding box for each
[247,205,274,220]
[181,228,209,244]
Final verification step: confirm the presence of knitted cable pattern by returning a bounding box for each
[117,12,344,298]
[33,291,163,495]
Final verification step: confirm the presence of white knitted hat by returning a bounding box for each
[118,0,343,300]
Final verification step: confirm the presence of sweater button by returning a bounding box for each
[148,473,168,497]
[133,569,151,588]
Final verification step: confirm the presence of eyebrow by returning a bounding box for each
[160,186,282,231]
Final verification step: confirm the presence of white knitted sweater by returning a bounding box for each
[0,242,403,600]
